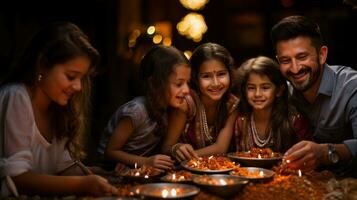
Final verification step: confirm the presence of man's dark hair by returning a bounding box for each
[271,15,324,50]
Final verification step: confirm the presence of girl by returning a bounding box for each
[162,43,239,161]
[97,45,191,170]
[0,22,117,196]
[233,56,311,152]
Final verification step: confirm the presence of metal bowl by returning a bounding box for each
[120,169,162,183]
[131,183,200,199]
[227,152,282,168]
[230,167,275,181]
[193,174,248,197]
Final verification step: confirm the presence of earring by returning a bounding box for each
[37,74,43,82]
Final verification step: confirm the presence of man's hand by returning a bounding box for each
[284,140,327,171]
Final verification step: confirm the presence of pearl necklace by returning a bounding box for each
[250,114,272,147]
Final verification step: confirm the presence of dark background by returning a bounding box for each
[1,0,356,163]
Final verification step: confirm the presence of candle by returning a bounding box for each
[134,162,137,169]
[162,189,169,198]
[170,188,177,196]
[219,179,227,185]
[298,169,302,177]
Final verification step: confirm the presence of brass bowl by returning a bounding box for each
[131,183,200,199]
[227,152,282,168]
[193,174,248,197]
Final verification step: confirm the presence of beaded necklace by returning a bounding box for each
[199,102,214,144]
[250,114,272,147]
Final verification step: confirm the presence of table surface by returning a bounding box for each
[7,169,357,200]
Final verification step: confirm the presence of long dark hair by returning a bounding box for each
[235,56,297,151]
[140,45,189,135]
[189,42,235,134]
[3,22,99,159]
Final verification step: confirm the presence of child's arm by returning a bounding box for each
[12,171,117,196]
[161,108,198,161]
[195,111,237,156]
[104,117,173,170]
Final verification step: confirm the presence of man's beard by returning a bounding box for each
[288,62,321,92]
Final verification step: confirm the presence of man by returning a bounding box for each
[271,15,357,177]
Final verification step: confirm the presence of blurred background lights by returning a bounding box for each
[177,13,207,42]
[147,26,156,35]
[152,34,163,44]
[179,0,209,10]
[162,37,172,46]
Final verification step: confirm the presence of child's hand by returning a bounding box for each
[146,154,174,170]
[173,143,198,161]
[81,175,118,196]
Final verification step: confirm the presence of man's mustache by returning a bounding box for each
[287,67,310,77]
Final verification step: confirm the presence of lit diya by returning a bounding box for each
[230,167,275,181]
[131,183,200,199]
[120,164,161,183]
[161,170,195,183]
[228,148,282,168]
[181,155,237,173]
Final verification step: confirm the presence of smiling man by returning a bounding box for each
[271,15,357,177]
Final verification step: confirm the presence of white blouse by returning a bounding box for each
[0,84,73,196]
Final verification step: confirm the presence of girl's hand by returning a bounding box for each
[81,175,118,196]
[173,143,198,161]
[146,154,174,170]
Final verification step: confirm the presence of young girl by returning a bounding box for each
[162,43,239,161]
[0,22,117,196]
[97,45,191,170]
[233,56,311,152]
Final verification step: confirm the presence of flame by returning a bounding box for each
[258,154,262,159]
[259,171,264,177]
[298,169,302,177]
[144,175,149,179]
[172,173,176,180]
[135,172,140,176]
[170,188,177,196]
[219,179,227,185]
[162,189,169,198]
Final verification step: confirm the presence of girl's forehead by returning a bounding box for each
[247,72,273,83]
[199,59,226,72]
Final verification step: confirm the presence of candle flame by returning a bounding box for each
[258,154,262,159]
[219,179,227,185]
[170,188,177,196]
[259,170,264,177]
[162,189,168,198]
[135,172,140,176]
[144,174,149,179]
[286,159,290,164]
[298,169,302,177]
[172,173,176,180]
